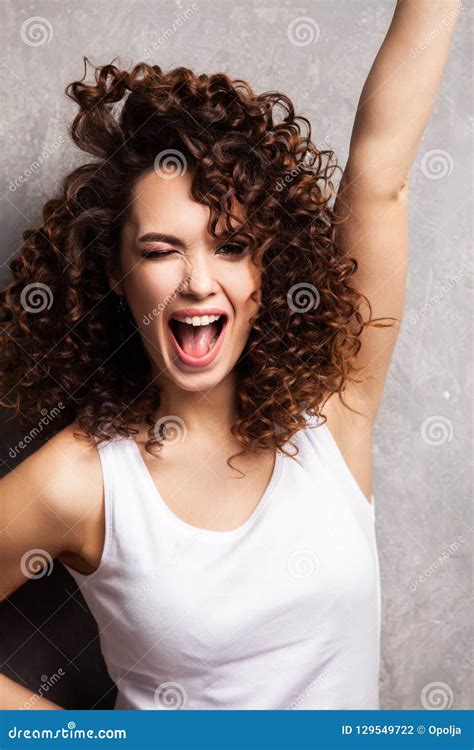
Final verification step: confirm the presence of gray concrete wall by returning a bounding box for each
[0,0,472,710]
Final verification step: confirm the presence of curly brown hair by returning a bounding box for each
[0,57,393,469]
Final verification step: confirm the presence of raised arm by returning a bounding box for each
[334,0,462,421]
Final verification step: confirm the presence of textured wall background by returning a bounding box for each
[0,0,472,710]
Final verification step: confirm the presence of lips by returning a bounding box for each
[167,313,228,368]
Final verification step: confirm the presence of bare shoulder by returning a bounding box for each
[1,421,103,556]
[320,386,374,504]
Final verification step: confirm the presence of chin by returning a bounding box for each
[153,318,250,385]
[171,371,227,392]
[155,347,240,393]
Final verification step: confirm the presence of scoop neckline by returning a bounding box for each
[126,437,284,541]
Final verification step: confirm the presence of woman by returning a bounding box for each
[0,0,460,710]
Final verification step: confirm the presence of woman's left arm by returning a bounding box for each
[334,0,462,422]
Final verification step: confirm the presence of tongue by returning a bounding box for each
[175,321,219,358]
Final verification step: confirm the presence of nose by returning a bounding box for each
[181,249,217,298]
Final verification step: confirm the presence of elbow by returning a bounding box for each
[377,173,410,200]
[398,174,409,195]
[343,147,411,199]
[380,176,409,201]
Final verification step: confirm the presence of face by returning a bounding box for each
[111,167,261,392]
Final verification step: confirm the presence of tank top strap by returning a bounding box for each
[67,435,166,582]
[101,435,168,510]
[66,435,136,581]
[93,434,137,509]
[94,433,133,475]
[300,410,376,523]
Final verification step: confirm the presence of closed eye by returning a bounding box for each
[139,249,176,258]
[139,244,247,259]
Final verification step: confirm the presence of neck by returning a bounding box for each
[149,368,240,442]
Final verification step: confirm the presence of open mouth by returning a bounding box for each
[168,313,227,366]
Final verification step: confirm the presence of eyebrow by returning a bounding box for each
[137,233,188,248]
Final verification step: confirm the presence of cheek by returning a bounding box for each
[125,266,180,316]
[231,269,261,326]
[241,265,262,311]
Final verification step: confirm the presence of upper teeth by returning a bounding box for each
[173,314,222,327]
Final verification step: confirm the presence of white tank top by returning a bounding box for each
[63,413,381,710]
